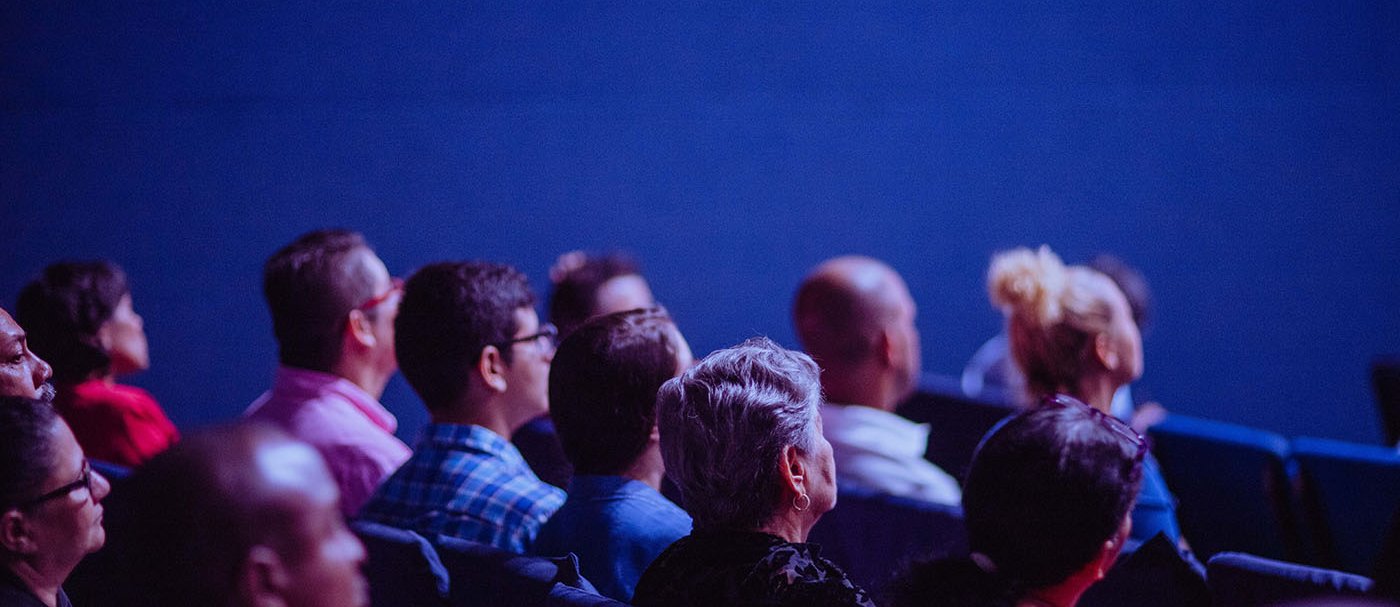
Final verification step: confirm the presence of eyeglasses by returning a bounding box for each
[355,277,405,312]
[18,459,93,508]
[1041,393,1148,464]
[494,323,559,351]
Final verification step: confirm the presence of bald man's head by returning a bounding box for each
[120,424,367,607]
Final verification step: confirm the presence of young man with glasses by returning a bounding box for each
[244,230,411,518]
[358,261,564,553]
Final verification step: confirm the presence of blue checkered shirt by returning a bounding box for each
[357,423,565,553]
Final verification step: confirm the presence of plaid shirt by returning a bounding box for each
[358,423,565,553]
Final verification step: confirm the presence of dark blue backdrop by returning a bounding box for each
[3,2,1397,444]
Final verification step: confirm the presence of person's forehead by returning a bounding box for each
[0,310,22,347]
[512,307,539,334]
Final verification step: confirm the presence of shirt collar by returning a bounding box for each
[418,423,526,468]
[820,402,930,458]
[272,366,398,433]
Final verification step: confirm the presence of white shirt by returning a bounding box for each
[820,403,962,506]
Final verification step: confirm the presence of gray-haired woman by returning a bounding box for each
[632,337,875,607]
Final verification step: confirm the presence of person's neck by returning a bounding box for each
[329,359,389,400]
[1019,571,1096,607]
[431,398,516,440]
[6,561,63,607]
[757,509,812,544]
[619,444,666,491]
[1069,373,1120,414]
[821,366,898,412]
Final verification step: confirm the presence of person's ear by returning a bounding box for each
[1091,516,1133,580]
[780,444,808,497]
[647,423,661,445]
[344,309,378,351]
[1094,332,1120,372]
[238,545,291,607]
[0,510,35,555]
[477,346,508,394]
[95,320,115,352]
[875,328,897,368]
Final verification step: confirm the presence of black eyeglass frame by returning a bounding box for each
[13,459,93,510]
[492,323,559,351]
[1040,393,1149,464]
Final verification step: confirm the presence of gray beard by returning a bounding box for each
[36,382,56,403]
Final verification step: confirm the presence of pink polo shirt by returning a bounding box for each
[244,366,412,517]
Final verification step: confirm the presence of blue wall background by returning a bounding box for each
[3,2,1397,444]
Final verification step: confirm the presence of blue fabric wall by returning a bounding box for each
[3,2,1397,443]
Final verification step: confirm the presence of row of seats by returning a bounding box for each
[1150,415,1400,574]
[813,487,1381,606]
[895,377,1400,577]
[351,520,627,607]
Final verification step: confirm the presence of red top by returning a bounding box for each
[53,379,180,468]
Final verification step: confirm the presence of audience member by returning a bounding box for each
[793,255,961,506]
[547,251,655,339]
[16,261,178,467]
[0,309,55,402]
[987,245,1181,545]
[533,307,694,602]
[964,254,1165,431]
[114,423,367,607]
[358,261,564,553]
[243,229,411,517]
[516,251,658,489]
[1,397,112,607]
[888,401,1143,607]
[633,337,875,607]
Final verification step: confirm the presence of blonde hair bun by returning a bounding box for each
[988,245,1068,324]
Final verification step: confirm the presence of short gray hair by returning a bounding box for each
[656,336,823,531]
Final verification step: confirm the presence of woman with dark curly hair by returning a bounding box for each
[16,261,177,468]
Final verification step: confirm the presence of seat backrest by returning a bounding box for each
[350,520,451,607]
[807,486,968,597]
[546,583,631,607]
[1147,413,1302,561]
[1293,436,1400,575]
[436,535,590,607]
[895,386,1015,484]
[1373,356,1400,445]
[1207,551,1374,607]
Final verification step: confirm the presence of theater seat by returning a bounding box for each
[436,535,598,607]
[1373,356,1400,445]
[1293,437,1400,575]
[1147,414,1302,561]
[1207,552,1374,607]
[807,485,967,597]
[895,384,1015,484]
[350,521,451,607]
[547,583,630,606]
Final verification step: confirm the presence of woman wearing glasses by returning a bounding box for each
[0,397,111,607]
[889,404,1144,607]
[984,245,1181,546]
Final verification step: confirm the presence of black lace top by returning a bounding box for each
[632,529,876,607]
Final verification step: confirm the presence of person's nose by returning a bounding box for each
[31,352,53,387]
[90,470,112,503]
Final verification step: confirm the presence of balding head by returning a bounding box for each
[793,256,922,409]
[120,424,367,607]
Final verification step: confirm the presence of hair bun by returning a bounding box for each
[988,245,1067,324]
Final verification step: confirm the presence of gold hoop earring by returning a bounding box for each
[793,493,811,512]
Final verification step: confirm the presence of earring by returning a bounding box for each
[793,493,811,512]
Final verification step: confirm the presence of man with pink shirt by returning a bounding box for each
[244,229,411,516]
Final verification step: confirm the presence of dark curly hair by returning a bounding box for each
[16,260,131,383]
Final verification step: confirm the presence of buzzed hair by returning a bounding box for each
[262,229,380,371]
[792,258,900,366]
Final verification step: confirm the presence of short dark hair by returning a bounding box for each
[16,260,130,383]
[549,307,681,475]
[115,423,321,606]
[888,404,1144,606]
[262,230,380,371]
[395,261,535,410]
[0,397,62,512]
[548,252,641,338]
